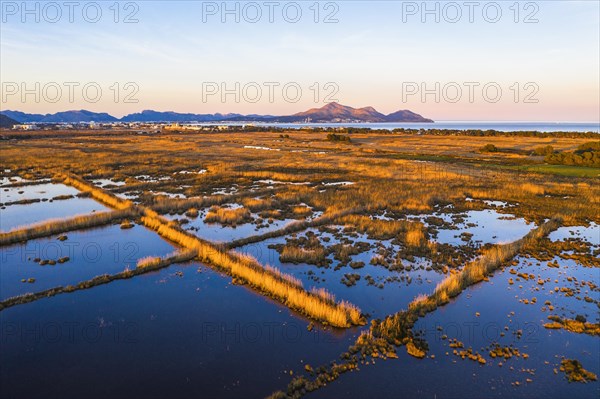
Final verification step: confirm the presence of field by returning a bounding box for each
[508,164,600,178]
[0,127,598,398]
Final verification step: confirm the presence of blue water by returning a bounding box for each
[0,197,110,232]
[1,190,598,398]
[0,263,359,399]
[0,225,176,300]
[191,121,600,133]
[0,182,80,203]
[311,255,600,399]
[239,228,445,319]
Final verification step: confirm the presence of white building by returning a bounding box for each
[12,124,40,131]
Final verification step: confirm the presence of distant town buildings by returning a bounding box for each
[9,121,250,133]
[12,124,40,130]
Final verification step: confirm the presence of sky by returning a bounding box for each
[1,0,599,121]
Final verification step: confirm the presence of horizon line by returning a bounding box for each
[2,108,599,124]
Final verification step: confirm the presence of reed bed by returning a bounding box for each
[4,127,597,397]
[379,216,563,337]
[59,174,134,210]
[109,176,196,193]
[140,214,362,327]
[405,227,426,247]
[339,214,424,241]
[150,194,227,213]
[0,174,364,326]
[148,187,278,214]
[242,170,314,183]
[544,316,600,336]
[0,209,135,246]
[136,249,197,269]
[242,197,278,212]
[279,245,327,265]
[227,207,360,249]
[273,185,313,204]
[291,205,312,217]
[204,206,252,226]
[276,217,563,397]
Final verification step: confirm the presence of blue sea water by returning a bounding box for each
[192,121,600,133]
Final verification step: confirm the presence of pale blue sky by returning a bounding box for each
[1,0,598,120]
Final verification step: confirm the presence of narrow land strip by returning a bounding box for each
[0,173,364,327]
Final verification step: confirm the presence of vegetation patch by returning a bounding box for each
[204,206,252,226]
[280,245,328,266]
[327,133,351,143]
[544,315,600,336]
[545,142,600,167]
[341,273,361,287]
[406,341,426,359]
[559,359,598,383]
[120,219,134,229]
[275,218,562,397]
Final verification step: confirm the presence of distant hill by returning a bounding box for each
[272,103,433,123]
[1,110,46,123]
[3,104,433,123]
[0,114,20,128]
[385,109,434,123]
[225,103,432,123]
[41,110,118,123]
[285,102,387,122]
[120,110,242,122]
[1,109,117,123]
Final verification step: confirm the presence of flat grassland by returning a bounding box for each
[1,128,597,224]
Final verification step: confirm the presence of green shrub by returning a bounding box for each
[479,144,498,153]
[327,133,351,142]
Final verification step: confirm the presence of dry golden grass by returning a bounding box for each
[291,205,312,217]
[370,216,562,349]
[339,214,428,248]
[3,128,597,227]
[43,172,363,327]
[519,183,546,195]
[544,316,600,336]
[5,128,598,399]
[148,187,276,214]
[280,245,327,265]
[59,174,134,210]
[185,208,199,218]
[242,197,278,212]
[404,226,426,247]
[227,207,358,249]
[412,217,562,316]
[406,341,426,358]
[204,206,252,226]
[560,359,598,383]
[242,170,312,183]
[339,215,410,240]
[136,249,197,269]
[0,209,135,246]
[140,214,362,327]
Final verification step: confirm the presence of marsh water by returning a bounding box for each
[1,182,598,398]
[311,254,599,399]
[0,182,110,231]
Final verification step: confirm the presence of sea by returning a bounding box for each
[191,121,600,133]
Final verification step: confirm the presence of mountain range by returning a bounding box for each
[1,103,433,124]
[0,114,19,128]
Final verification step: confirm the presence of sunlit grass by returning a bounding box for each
[204,206,252,226]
